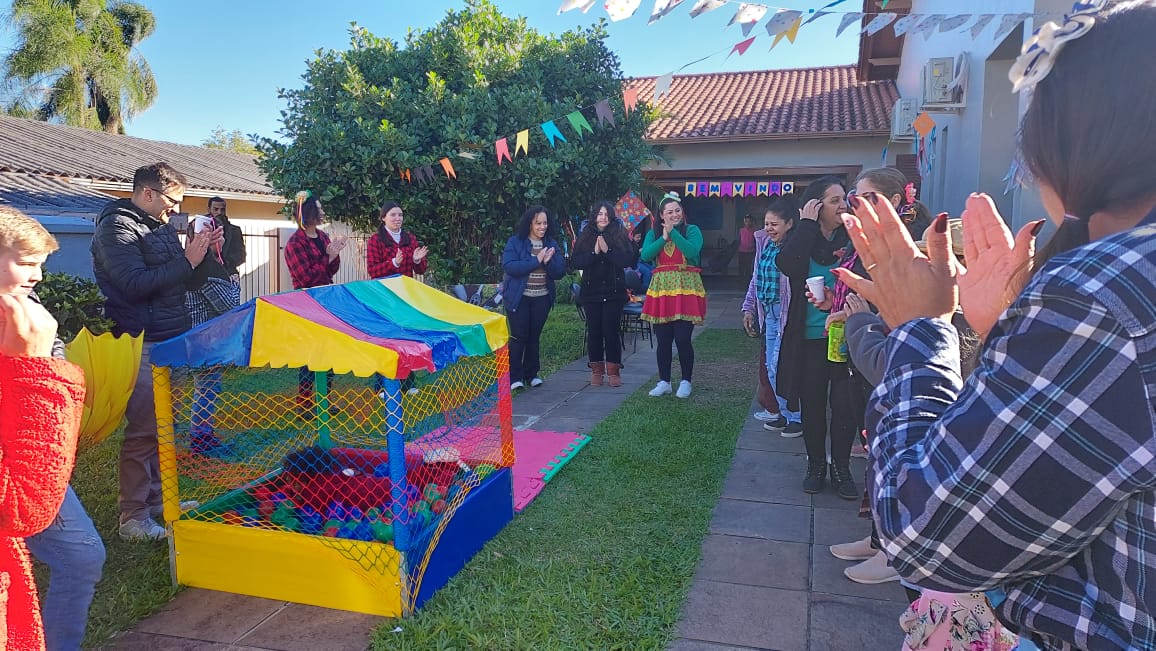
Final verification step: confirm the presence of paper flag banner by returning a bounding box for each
[769,181,782,195]
[720,182,733,197]
[911,15,943,39]
[969,14,995,39]
[771,18,801,48]
[938,14,972,33]
[744,182,757,196]
[558,0,597,13]
[912,112,936,138]
[604,0,641,22]
[730,36,756,57]
[515,129,529,156]
[685,182,696,196]
[757,182,769,196]
[708,182,721,197]
[803,0,849,25]
[836,12,863,37]
[688,0,726,19]
[439,157,456,179]
[654,72,674,102]
[729,3,768,37]
[891,14,920,37]
[566,111,594,137]
[696,182,709,196]
[648,0,686,24]
[880,0,890,6]
[541,121,566,147]
[863,12,897,36]
[456,151,478,160]
[733,182,745,197]
[594,99,616,127]
[766,9,803,36]
[420,165,436,184]
[993,13,1028,43]
[622,87,639,115]
[495,138,512,165]
[403,168,411,183]
[782,182,794,194]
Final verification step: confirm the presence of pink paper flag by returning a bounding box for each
[495,138,512,165]
[729,36,756,58]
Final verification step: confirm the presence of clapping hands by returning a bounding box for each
[536,246,556,264]
[413,246,429,263]
[184,224,224,267]
[594,235,608,254]
[328,236,350,258]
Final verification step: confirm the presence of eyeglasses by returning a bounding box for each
[148,186,182,208]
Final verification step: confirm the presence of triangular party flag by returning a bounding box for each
[765,9,803,36]
[566,111,594,137]
[541,121,567,147]
[782,181,794,194]
[648,0,686,24]
[696,182,709,196]
[604,0,641,22]
[938,14,972,33]
[688,0,725,19]
[757,182,769,196]
[729,36,756,58]
[993,13,1029,43]
[803,0,849,26]
[515,129,529,156]
[594,99,616,127]
[622,87,639,115]
[744,182,757,196]
[729,3,768,37]
[439,157,456,179]
[720,182,733,197]
[836,12,863,37]
[911,15,943,39]
[558,0,597,14]
[891,14,920,37]
[653,72,674,102]
[769,181,782,195]
[771,17,801,48]
[495,138,512,165]
[456,151,478,160]
[421,165,436,184]
[403,168,412,183]
[684,182,696,196]
[880,0,890,6]
[708,182,721,197]
[732,182,744,197]
[863,12,897,36]
[970,14,995,39]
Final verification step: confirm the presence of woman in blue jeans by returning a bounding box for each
[501,206,566,390]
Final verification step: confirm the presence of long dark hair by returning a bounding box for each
[855,167,931,238]
[767,194,800,228]
[376,200,410,245]
[300,197,323,227]
[1021,0,1156,272]
[651,195,689,239]
[515,205,555,241]
[576,201,629,251]
[799,175,849,264]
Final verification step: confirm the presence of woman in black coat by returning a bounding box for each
[570,202,635,387]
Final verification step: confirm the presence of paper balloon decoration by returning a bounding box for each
[615,190,652,232]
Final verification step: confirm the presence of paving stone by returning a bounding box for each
[809,592,907,650]
[812,507,873,548]
[811,545,908,602]
[675,580,808,651]
[710,499,811,543]
[529,414,604,433]
[736,424,808,454]
[511,389,571,412]
[720,448,809,506]
[236,603,380,651]
[667,638,767,651]
[102,631,233,650]
[694,535,810,591]
[134,590,285,644]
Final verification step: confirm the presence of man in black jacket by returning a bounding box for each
[91,162,222,541]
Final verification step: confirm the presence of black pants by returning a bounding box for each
[848,364,873,439]
[585,299,626,365]
[654,320,695,383]
[508,294,551,382]
[799,338,855,464]
[298,368,335,406]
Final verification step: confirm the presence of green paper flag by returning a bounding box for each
[566,111,594,138]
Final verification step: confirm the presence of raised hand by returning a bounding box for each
[541,247,556,264]
[843,292,871,315]
[957,193,1043,338]
[328,236,350,258]
[413,246,429,263]
[184,228,212,267]
[801,199,822,222]
[0,293,58,358]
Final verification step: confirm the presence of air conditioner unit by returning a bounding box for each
[923,55,966,107]
[890,97,920,141]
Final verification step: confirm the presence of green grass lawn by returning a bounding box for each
[371,329,758,650]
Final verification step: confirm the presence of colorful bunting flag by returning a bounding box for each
[685,182,696,196]
[541,121,566,147]
[912,112,936,138]
[557,0,597,14]
[782,182,794,194]
[696,182,709,196]
[757,182,770,196]
[769,181,782,195]
[744,182,757,196]
[938,14,972,33]
[403,168,412,184]
[729,3,768,37]
[688,0,725,19]
[604,0,641,22]
[720,182,733,197]
[911,14,944,39]
[622,87,639,115]
[648,0,686,24]
[653,72,674,102]
[994,13,1029,43]
[439,157,456,179]
[970,14,996,39]
[594,99,616,127]
[515,130,529,157]
[836,12,863,37]
[863,13,897,36]
[729,36,756,58]
[802,0,850,27]
[772,17,802,48]
[765,9,803,37]
[495,138,512,165]
[733,182,744,197]
[891,14,920,37]
[566,111,594,137]
[708,182,721,197]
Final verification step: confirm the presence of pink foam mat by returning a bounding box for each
[512,429,590,513]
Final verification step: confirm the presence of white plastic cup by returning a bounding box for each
[805,276,826,302]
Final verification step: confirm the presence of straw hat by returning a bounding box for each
[915,218,965,260]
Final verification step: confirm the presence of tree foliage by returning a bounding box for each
[3,0,158,133]
[202,127,260,155]
[256,0,660,283]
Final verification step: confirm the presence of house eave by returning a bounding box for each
[68,177,282,203]
[645,130,891,145]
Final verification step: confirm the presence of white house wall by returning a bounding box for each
[649,137,892,173]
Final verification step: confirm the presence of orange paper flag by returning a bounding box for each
[439,157,456,179]
[623,86,639,115]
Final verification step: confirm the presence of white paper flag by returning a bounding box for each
[910,14,943,39]
[993,13,1030,43]
[649,0,686,24]
[729,3,769,37]
[863,13,897,36]
[688,0,726,18]
[969,14,996,39]
[938,14,972,33]
[604,0,642,22]
[654,72,674,102]
[765,9,803,36]
[558,0,597,14]
[891,14,920,37]
[836,12,863,37]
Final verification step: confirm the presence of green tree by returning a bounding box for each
[256,0,660,283]
[3,0,158,133]
[202,127,260,155]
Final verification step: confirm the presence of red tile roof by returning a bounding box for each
[632,64,898,142]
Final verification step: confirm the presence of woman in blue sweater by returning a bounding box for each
[501,206,566,390]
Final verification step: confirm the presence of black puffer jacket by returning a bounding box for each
[91,198,193,341]
[570,227,634,303]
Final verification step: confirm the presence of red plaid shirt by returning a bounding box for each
[367,229,428,278]
[284,228,341,289]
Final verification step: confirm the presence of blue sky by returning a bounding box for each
[4,1,862,146]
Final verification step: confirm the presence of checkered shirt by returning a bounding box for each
[868,215,1156,651]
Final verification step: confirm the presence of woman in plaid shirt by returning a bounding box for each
[367,201,429,279]
[837,3,1156,648]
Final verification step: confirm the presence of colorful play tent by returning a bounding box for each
[149,275,514,616]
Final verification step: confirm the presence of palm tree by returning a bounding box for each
[3,0,158,134]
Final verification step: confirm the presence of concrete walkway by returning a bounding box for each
[104,290,905,650]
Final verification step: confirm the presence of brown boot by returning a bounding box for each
[606,362,623,387]
[589,361,605,386]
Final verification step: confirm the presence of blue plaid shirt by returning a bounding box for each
[869,210,1156,651]
[755,238,781,308]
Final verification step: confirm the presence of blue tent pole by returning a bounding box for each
[382,379,410,553]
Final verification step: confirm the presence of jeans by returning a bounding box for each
[120,342,161,523]
[25,486,106,651]
[584,299,626,365]
[764,308,800,422]
[507,294,551,381]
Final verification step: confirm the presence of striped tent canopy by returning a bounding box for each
[150,276,508,379]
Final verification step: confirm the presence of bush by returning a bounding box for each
[36,272,114,342]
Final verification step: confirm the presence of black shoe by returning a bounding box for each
[803,459,827,494]
[781,421,803,438]
[830,462,859,500]
[763,415,788,431]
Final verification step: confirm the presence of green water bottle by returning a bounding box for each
[827,321,848,363]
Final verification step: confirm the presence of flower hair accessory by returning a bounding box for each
[1009,0,1106,94]
[293,190,311,228]
[661,190,682,203]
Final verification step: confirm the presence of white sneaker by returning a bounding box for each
[843,550,901,584]
[752,409,776,422]
[830,535,875,561]
[510,380,525,391]
[119,517,167,541]
[676,380,692,399]
[648,380,672,397]
[529,377,544,387]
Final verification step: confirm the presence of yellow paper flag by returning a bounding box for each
[515,130,529,157]
[772,17,802,49]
